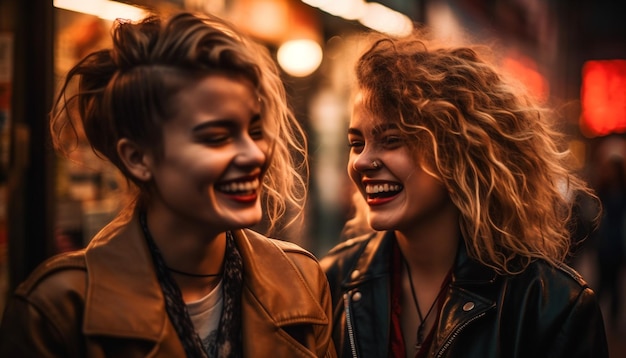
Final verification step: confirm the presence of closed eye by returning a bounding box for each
[381,136,403,148]
[249,126,263,140]
[348,138,364,153]
[196,130,231,145]
[249,114,263,140]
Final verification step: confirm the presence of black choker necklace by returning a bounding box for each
[138,211,223,279]
[166,266,222,278]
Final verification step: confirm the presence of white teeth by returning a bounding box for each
[219,179,259,193]
[365,184,401,194]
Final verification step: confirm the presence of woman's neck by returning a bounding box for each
[144,207,227,285]
[394,203,460,275]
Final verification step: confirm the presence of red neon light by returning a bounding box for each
[580,60,626,137]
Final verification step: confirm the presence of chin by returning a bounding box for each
[367,218,391,232]
[368,210,405,231]
[213,208,262,231]
[235,212,263,228]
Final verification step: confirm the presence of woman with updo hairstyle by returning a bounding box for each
[321,29,608,358]
[0,12,335,358]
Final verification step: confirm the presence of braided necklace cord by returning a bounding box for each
[402,256,447,353]
[139,211,209,358]
[140,211,243,358]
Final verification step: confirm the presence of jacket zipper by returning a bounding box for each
[435,312,486,358]
[343,293,358,358]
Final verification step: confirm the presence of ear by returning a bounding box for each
[117,138,153,182]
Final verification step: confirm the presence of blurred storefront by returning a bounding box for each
[0,3,625,354]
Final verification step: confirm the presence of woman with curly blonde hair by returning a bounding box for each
[0,12,335,357]
[321,30,608,358]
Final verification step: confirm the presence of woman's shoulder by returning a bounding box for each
[241,228,319,262]
[517,259,589,289]
[499,260,605,351]
[318,232,383,280]
[326,232,376,256]
[505,259,595,306]
[269,237,319,262]
[240,230,329,292]
[15,250,87,297]
[321,231,377,261]
[8,250,88,327]
[0,251,88,356]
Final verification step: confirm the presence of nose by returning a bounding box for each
[235,135,267,168]
[350,149,378,173]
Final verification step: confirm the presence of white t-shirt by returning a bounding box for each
[187,279,223,353]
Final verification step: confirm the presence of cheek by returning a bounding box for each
[258,140,270,158]
[166,148,225,181]
[414,177,449,207]
[347,157,359,183]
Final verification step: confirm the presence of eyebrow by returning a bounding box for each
[347,123,398,136]
[191,113,262,132]
[372,123,399,135]
[347,128,362,136]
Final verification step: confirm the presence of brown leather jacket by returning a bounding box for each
[0,210,336,357]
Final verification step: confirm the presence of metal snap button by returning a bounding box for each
[352,291,362,302]
[462,302,475,311]
[350,270,360,280]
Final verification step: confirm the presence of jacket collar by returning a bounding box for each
[342,231,499,356]
[343,230,497,286]
[233,229,328,326]
[81,209,327,340]
[82,210,166,340]
[342,231,393,288]
[451,240,498,285]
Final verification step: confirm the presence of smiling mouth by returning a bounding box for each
[217,178,260,202]
[218,179,259,193]
[365,182,403,199]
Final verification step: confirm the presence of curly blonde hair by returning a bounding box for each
[50,12,307,234]
[350,31,598,274]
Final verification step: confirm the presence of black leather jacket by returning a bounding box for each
[320,231,608,358]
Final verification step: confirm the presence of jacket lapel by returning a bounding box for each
[234,229,328,326]
[344,232,499,357]
[434,243,498,353]
[234,229,329,357]
[81,215,329,356]
[82,211,167,343]
[343,231,393,357]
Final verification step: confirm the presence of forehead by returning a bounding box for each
[179,74,258,103]
[350,91,375,125]
[350,91,398,134]
[170,74,260,119]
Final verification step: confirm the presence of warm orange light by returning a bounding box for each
[502,55,549,102]
[277,39,323,77]
[231,0,320,45]
[580,59,626,137]
[54,0,147,21]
